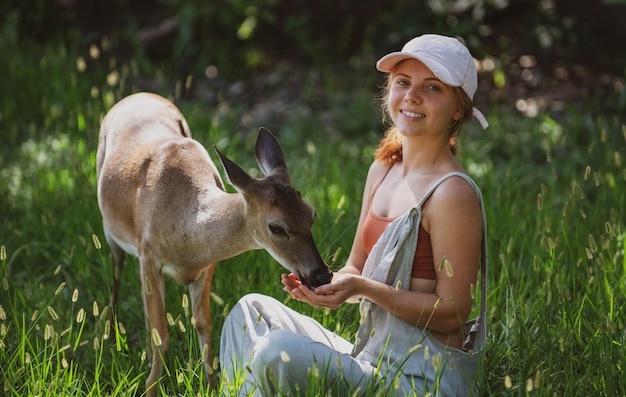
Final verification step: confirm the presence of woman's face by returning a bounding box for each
[387,59,461,139]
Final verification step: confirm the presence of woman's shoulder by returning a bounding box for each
[429,172,481,209]
[422,172,483,234]
[361,160,394,200]
[367,159,393,180]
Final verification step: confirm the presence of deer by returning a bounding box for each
[95,92,333,396]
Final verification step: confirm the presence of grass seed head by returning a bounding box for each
[151,328,162,346]
[99,306,109,322]
[534,371,542,388]
[432,353,442,372]
[92,234,101,250]
[76,308,85,323]
[60,326,71,337]
[309,362,320,378]
[444,259,454,277]
[44,324,54,340]
[525,377,534,392]
[409,343,422,353]
[47,306,59,320]
[54,281,65,296]
[182,294,189,316]
[76,56,86,72]
[89,44,100,59]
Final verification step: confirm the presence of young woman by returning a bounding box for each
[220,34,489,397]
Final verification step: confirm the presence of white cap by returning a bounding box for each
[377,34,489,129]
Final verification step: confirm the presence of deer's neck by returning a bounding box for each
[195,191,260,261]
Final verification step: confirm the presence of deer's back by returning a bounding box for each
[97,93,225,265]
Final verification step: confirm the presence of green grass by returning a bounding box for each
[1,32,625,396]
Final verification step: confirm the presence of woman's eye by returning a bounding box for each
[394,78,409,87]
[427,84,441,91]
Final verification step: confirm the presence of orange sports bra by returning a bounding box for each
[361,168,436,280]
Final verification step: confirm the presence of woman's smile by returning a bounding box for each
[401,110,425,119]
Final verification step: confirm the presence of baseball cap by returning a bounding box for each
[377,34,489,129]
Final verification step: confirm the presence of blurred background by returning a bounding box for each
[2,0,625,140]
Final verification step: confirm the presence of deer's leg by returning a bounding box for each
[106,232,126,338]
[140,257,169,397]
[189,262,217,386]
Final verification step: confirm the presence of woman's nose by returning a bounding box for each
[404,87,422,103]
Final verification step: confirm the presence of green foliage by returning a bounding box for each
[3,0,625,80]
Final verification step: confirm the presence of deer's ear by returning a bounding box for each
[255,127,291,185]
[214,146,253,191]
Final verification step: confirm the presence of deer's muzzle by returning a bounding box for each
[312,268,333,287]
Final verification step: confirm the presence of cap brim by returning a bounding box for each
[376,52,462,88]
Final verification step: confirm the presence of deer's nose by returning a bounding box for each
[314,269,333,286]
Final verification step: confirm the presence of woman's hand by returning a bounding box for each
[281,273,303,298]
[282,272,361,309]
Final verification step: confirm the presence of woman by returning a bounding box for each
[220,34,489,396]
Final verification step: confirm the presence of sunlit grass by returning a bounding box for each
[1,31,625,396]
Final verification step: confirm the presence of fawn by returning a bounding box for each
[96,92,332,396]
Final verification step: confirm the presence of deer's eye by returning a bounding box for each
[269,224,288,237]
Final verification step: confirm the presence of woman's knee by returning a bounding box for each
[235,292,270,308]
[252,330,304,368]
[250,330,311,392]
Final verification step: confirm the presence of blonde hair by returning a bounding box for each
[374,71,474,164]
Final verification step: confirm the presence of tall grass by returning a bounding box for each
[1,30,625,395]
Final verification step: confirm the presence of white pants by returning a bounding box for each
[219,293,386,396]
